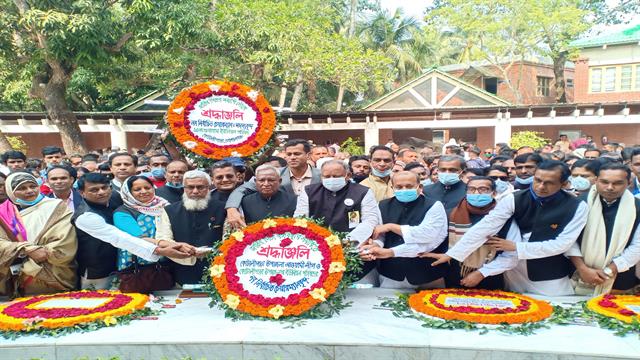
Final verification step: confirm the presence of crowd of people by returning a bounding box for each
[0,133,639,298]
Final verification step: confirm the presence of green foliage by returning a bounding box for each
[510,131,549,150]
[340,137,365,156]
[7,136,28,153]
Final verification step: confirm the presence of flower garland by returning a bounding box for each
[586,294,640,324]
[0,290,150,335]
[166,80,276,159]
[408,289,553,325]
[205,217,357,321]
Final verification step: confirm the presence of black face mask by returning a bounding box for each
[352,174,368,183]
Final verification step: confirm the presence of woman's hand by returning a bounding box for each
[27,247,49,263]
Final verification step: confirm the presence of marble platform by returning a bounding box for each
[1,289,639,360]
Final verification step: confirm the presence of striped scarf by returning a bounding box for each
[448,198,497,277]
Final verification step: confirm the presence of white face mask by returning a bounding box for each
[322,177,347,192]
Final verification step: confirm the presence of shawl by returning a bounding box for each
[448,198,497,277]
[575,186,635,295]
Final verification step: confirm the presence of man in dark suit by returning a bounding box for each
[46,164,84,212]
[225,139,321,228]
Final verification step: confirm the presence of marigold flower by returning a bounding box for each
[329,262,346,273]
[231,231,244,242]
[263,219,277,229]
[224,294,241,310]
[209,264,225,278]
[309,288,327,302]
[268,305,285,319]
[102,316,118,326]
[294,218,308,228]
[325,235,340,247]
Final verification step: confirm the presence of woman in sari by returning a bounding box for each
[0,172,77,297]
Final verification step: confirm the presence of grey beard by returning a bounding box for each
[182,192,210,211]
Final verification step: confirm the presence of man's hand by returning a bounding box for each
[170,242,197,256]
[226,208,246,229]
[577,266,607,285]
[486,236,516,252]
[460,270,485,288]
[154,243,192,258]
[27,247,49,263]
[367,246,394,260]
[418,252,451,266]
[358,240,378,261]
[371,224,389,240]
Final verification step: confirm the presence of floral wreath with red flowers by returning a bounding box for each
[0,290,158,338]
[166,80,276,160]
[380,289,570,335]
[585,293,640,335]
[204,217,361,321]
[408,289,553,325]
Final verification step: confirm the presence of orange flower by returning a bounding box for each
[408,289,553,325]
[166,80,275,160]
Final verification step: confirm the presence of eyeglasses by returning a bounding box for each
[489,176,509,181]
[467,186,493,194]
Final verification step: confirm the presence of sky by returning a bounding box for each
[379,0,640,35]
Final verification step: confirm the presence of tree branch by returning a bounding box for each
[104,32,133,53]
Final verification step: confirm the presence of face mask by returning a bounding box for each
[36,178,44,186]
[495,179,509,194]
[466,193,493,207]
[421,179,433,187]
[372,168,392,178]
[165,182,184,189]
[322,177,347,192]
[438,172,460,185]
[515,176,534,185]
[73,180,79,189]
[570,176,591,191]
[395,188,420,203]
[151,167,166,178]
[16,193,44,207]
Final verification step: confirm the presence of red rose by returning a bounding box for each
[280,238,293,247]
[269,274,285,286]
[619,309,636,316]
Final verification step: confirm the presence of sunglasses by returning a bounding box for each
[489,176,509,181]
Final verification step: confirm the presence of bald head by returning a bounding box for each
[320,160,348,178]
[392,170,420,189]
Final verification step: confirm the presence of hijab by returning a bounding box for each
[120,176,168,217]
[5,172,44,207]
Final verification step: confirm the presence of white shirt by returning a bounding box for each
[75,212,160,262]
[377,200,448,258]
[447,193,588,296]
[565,219,640,274]
[294,188,381,245]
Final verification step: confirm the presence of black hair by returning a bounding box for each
[41,146,64,156]
[46,164,77,180]
[125,175,154,189]
[467,176,496,190]
[563,154,579,163]
[597,162,632,180]
[629,148,640,162]
[98,163,111,171]
[571,159,600,175]
[77,166,90,174]
[516,146,534,153]
[487,165,508,175]
[489,155,510,166]
[514,153,543,165]
[368,145,394,158]
[1,150,26,163]
[403,161,426,172]
[211,160,236,173]
[81,154,99,162]
[76,173,111,191]
[463,168,484,176]
[537,160,571,182]
[283,139,311,153]
[264,156,287,168]
[108,152,138,166]
[0,172,6,180]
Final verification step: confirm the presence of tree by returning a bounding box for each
[426,0,540,104]
[360,8,422,86]
[0,0,212,154]
[525,0,589,103]
[510,131,549,149]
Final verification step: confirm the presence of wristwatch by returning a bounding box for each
[603,267,613,277]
